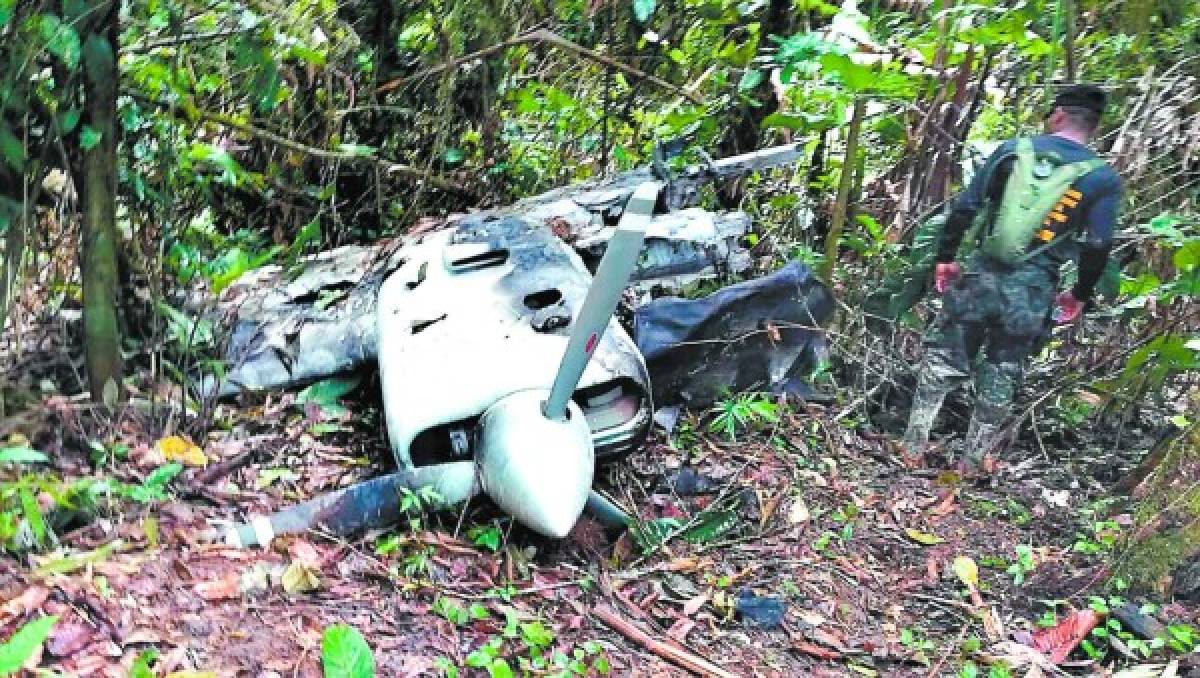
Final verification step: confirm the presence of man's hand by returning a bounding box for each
[1054,291,1084,324]
[933,262,962,294]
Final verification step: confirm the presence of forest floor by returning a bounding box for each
[0,366,1195,677]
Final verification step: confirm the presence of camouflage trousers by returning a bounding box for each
[902,255,1058,462]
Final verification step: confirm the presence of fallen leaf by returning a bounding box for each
[788,499,810,524]
[281,562,321,594]
[925,490,958,517]
[288,539,322,568]
[904,528,944,545]
[1016,609,1101,664]
[2,585,50,619]
[933,471,962,486]
[46,620,93,657]
[953,556,979,589]
[194,572,240,601]
[156,435,207,467]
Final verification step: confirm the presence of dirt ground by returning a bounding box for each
[0,373,1195,677]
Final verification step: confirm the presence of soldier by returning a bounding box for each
[900,84,1123,471]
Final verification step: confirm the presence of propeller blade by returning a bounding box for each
[543,181,660,420]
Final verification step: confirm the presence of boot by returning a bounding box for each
[900,380,953,466]
[961,412,1001,470]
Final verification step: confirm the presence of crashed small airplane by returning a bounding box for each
[220,143,833,548]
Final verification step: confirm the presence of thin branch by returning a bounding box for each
[375,29,704,105]
[592,604,738,678]
[122,27,255,54]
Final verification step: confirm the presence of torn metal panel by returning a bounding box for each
[632,260,834,409]
[202,243,400,397]
[376,213,652,471]
[572,209,753,296]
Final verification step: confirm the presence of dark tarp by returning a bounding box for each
[633,260,835,409]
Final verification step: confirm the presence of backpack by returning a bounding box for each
[979,138,1106,266]
[863,138,1105,331]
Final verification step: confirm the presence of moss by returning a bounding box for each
[1114,418,1200,595]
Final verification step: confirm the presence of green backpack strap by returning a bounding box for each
[979,138,1105,265]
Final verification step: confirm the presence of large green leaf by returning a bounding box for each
[738,69,764,92]
[0,615,59,674]
[0,0,15,30]
[39,14,81,70]
[321,624,375,678]
[296,376,362,416]
[819,53,874,92]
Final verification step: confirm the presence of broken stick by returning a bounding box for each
[592,603,737,678]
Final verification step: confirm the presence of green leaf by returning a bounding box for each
[321,624,375,678]
[0,447,48,463]
[487,659,514,678]
[0,0,15,30]
[144,462,184,489]
[520,621,554,649]
[0,123,24,172]
[632,0,656,22]
[128,463,183,503]
[632,517,680,551]
[130,649,158,678]
[58,109,81,134]
[1174,239,1200,272]
[296,376,362,410]
[39,14,81,70]
[443,147,465,167]
[62,0,87,19]
[19,487,45,546]
[335,144,376,157]
[904,528,945,545]
[80,126,102,151]
[33,541,117,576]
[290,218,322,258]
[738,69,764,92]
[819,53,874,92]
[683,509,739,543]
[0,615,59,673]
[762,112,808,132]
[288,45,327,66]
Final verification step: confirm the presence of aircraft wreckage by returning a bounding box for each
[212,143,835,548]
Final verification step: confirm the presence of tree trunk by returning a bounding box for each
[1112,394,1200,597]
[80,0,123,404]
[1062,0,1078,82]
[714,0,792,207]
[820,97,865,282]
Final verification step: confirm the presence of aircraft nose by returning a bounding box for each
[475,390,594,539]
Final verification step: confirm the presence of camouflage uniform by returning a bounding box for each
[901,253,1058,463]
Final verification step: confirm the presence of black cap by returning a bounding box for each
[1051,85,1107,116]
